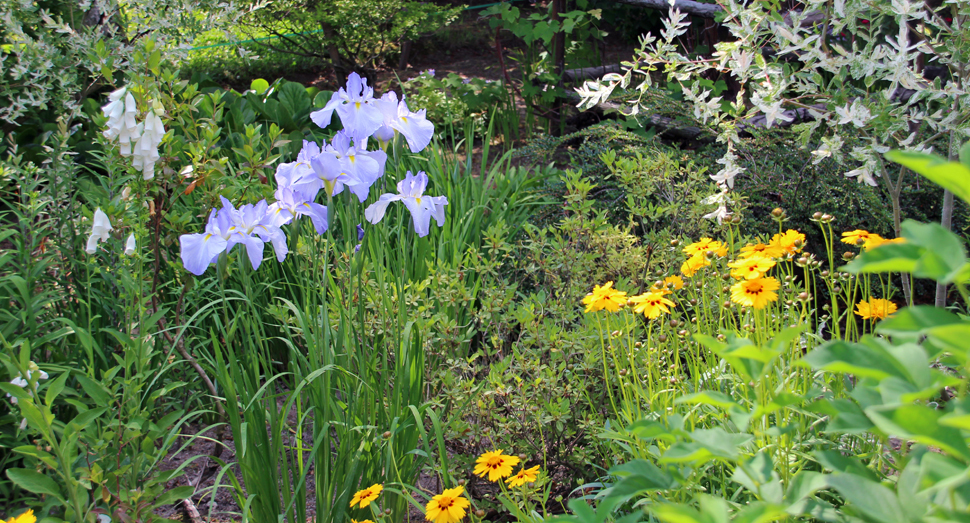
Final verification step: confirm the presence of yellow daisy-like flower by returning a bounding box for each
[5,510,35,523]
[727,257,776,280]
[739,242,784,260]
[629,291,675,319]
[855,298,898,320]
[506,465,541,488]
[862,235,905,250]
[841,229,872,247]
[681,254,710,277]
[352,520,375,523]
[683,237,728,258]
[581,282,628,313]
[350,484,383,509]
[730,277,780,309]
[425,486,471,523]
[769,229,805,254]
[473,450,520,481]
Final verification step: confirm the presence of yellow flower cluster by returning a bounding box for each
[345,450,542,523]
[582,278,680,320]
[722,230,804,309]
[841,229,905,250]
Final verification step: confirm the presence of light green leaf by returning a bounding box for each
[6,468,64,501]
[886,150,970,207]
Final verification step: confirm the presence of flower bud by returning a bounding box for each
[812,211,823,220]
[382,431,392,439]
[771,207,785,218]
[475,510,486,518]
[842,251,856,261]
[658,334,668,343]
[670,239,680,247]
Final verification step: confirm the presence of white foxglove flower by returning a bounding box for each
[132,107,164,180]
[102,87,141,156]
[125,233,136,256]
[85,207,113,254]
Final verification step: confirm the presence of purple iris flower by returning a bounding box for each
[371,91,435,153]
[179,197,288,275]
[310,72,384,138]
[364,171,448,237]
[309,130,386,202]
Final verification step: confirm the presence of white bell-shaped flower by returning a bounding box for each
[85,207,113,254]
[125,233,137,256]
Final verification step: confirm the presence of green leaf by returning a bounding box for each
[732,452,783,504]
[250,78,270,94]
[866,404,970,462]
[607,459,678,496]
[902,220,969,283]
[841,242,920,274]
[799,340,909,381]
[876,306,962,337]
[6,468,64,501]
[824,474,906,523]
[886,150,970,207]
[75,374,111,405]
[277,81,311,131]
[675,391,741,410]
[154,486,195,506]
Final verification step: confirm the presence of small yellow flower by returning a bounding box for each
[629,291,675,319]
[352,520,375,523]
[662,275,684,291]
[681,254,710,277]
[730,277,780,309]
[739,243,784,259]
[769,229,805,254]
[474,450,520,481]
[425,486,471,523]
[727,257,776,280]
[350,484,383,509]
[855,298,897,320]
[506,465,541,488]
[582,282,627,313]
[5,510,35,523]
[683,237,727,258]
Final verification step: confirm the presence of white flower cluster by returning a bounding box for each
[84,207,136,256]
[101,87,166,180]
[6,365,48,406]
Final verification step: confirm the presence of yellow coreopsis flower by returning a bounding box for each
[582,282,627,313]
[855,298,897,320]
[683,237,728,258]
[681,254,710,277]
[863,235,905,250]
[474,450,520,481]
[506,465,541,488]
[352,520,375,523]
[4,510,35,523]
[727,257,776,280]
[350,484,383,509]
[629,291,675,319]
[739,242,784,259]
[425,486,471,523]
[730,277,780,309]
[841,229,872,247]
[769,229,805,255]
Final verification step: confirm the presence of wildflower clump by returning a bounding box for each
[855,298,897,320]
[425,486,470,523]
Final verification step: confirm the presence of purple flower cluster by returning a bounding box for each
[179,72,446,276]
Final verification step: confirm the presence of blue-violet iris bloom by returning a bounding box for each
[364,171,448,237]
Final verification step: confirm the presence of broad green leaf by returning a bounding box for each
[732,452,783,504]
[154,486,195,506]
[886,150,970,208]
[6,468,63,501]
[733,502,786,523]
[675,391,741,410]
[799,340,908,381]
[866,404,970,462]
[902,220,969,283]
[841,243,920,274]
[825,474,906,523]
[75,374,111,405]
[783,471,827,505]
[813,450,879,480]
[608,459,678,495]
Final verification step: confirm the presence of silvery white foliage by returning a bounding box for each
[575,0,970,221]
[0,0,247,125]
